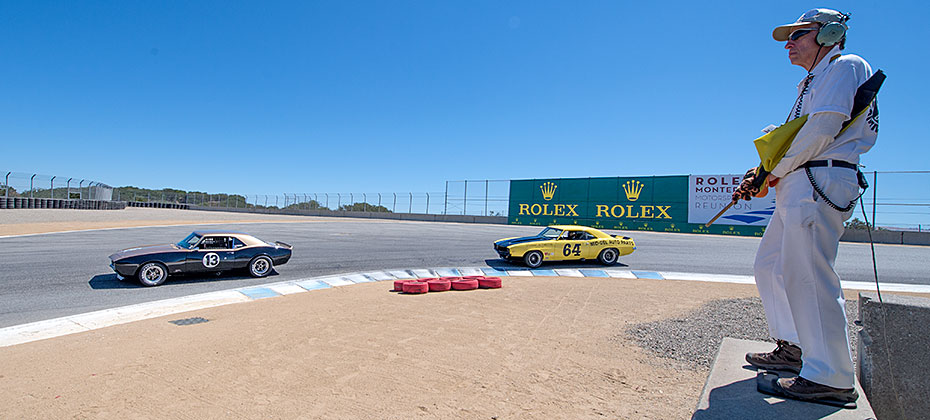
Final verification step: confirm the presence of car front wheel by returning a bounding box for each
[249,255,273,277]
[523,251,544,268]
[137,262,168,287]
[598,248,619,266]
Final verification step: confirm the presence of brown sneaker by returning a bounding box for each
[745,339,802,373]
[773,376,858,408]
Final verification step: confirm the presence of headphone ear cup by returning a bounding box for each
[817,22,846,46]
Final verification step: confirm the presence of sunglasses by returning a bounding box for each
[788,28,817,41]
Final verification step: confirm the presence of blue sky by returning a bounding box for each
[1,1,926,196]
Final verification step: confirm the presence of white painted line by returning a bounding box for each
[344,274,372,283]
[267,283,309,295]
[458,267,484,276]
[660,272,756,284]
[841,281,930,294]
[506,270,534,277]
[554,269,584,277]
[604,270,637,279]
[388,270,415,279]
[435,268,460,277]
[0,290,249,348]
[364,271,395,281]
[319,277,354,287]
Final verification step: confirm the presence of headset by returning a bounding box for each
[815,11,850,47]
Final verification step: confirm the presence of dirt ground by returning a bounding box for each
[0,276,763,419]
[0,209,910,419]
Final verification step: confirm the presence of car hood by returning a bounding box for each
[109,244,181,261]
[495,235,549,248]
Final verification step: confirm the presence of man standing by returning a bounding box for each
[732,8,878,407]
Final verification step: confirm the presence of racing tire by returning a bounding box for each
[137,262,168,287]
[249,255,274,278]
[523,251,544,268]
[402,281,429,294]
[426,278,452,292]
[597,248,619,266]
[393,280,413,292]
[451,278,479,291]
[477,277,502,289]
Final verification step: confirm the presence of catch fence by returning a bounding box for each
[3,170,927,231]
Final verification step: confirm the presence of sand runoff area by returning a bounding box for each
[0,208,906,418]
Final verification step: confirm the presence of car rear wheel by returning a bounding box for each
[137,262,168,287]
[249,255,273,277]
[598,248,619,266]
[523,250,544,268]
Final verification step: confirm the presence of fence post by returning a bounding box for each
[4,172,9,197]
[363,193,367,212]
[463,180,468,215]
[30,174,36,198]
[378,193,381,208]
[337,193,341,210]
[50,176,56,199]
[872,171,877,228]
[325,193,329,209]
[79,179,85,199]
[393,193,396,213]
[485,180,489,216]
[409,192,412,213]
[66,178,72,200]
[426,193,430,214]
[444,181,448,215]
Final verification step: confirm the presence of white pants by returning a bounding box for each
[754,166,859,389]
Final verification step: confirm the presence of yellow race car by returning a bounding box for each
[494,225,635,268]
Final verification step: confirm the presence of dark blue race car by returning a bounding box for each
[108,230,292,286]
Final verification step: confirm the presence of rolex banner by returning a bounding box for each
[508,176,767,236]
[687,174,775,227]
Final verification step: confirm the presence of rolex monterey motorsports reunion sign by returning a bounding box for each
[507,175,775,236]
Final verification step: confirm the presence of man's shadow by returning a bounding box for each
[691,368,842,419]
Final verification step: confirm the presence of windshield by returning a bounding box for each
[538,227,562,239]
[177,233,202,249]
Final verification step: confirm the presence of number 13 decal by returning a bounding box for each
[562,244,581,257]
[203,252,220,268]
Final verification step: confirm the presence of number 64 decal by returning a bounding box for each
[562,244,581,257]
[203,252,220,268]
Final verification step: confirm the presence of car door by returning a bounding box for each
[188,236,235,273]
[578,231,602,259]
[555,230,584,261]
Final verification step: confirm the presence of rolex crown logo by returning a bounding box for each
[540,182,557,201]
[622,180,644,201]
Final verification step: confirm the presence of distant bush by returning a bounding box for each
[338,202,392,212]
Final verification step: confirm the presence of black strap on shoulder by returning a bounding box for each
[843,69,885,129]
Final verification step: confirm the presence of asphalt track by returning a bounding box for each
[1,220,927,328]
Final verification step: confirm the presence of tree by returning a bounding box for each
[337,202,391,212]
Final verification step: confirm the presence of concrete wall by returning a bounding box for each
[858,292,930,420]
[842,229,930,246]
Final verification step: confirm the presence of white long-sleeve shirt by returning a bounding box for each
[771,47,878,178]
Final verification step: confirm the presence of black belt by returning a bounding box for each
[803,159,857,170]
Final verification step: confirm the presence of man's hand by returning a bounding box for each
[732,168,761,203]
